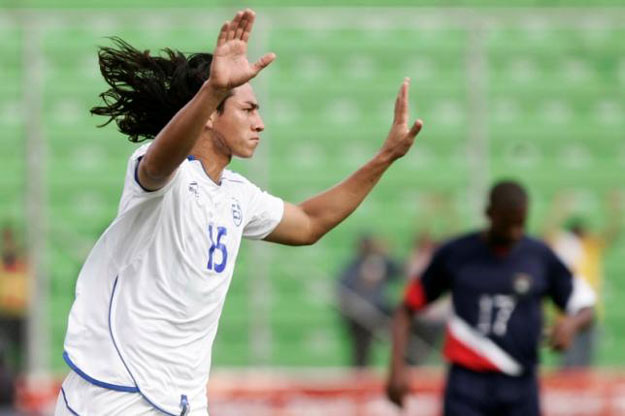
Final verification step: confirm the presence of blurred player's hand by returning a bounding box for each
[548,317,577,351]
[208,9,276,92]
[385,370,410,408]
[379,78,424,162]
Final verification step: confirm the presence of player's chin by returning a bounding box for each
[242,142,260,158]
[236,147,256,158]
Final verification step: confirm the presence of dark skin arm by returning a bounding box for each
[549,306,594,351]
[385,304,414,408]
[386,306,594,405]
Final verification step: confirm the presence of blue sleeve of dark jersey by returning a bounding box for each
[545,247,574,311]
[420,245,453,302]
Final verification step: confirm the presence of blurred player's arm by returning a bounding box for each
[549,306,594,351]
[385,247,451,408]
[386,303,413,408]
[264,79,423,246]
[138,9,275,191]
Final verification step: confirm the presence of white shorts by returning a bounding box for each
[54,370,164,416]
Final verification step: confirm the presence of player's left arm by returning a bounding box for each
[549,307,594,351]
[264,79,423,246]
[546,247,596,351]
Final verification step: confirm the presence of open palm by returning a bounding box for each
[209,9,275,91]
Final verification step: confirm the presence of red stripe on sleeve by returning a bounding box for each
[403,279,428,311]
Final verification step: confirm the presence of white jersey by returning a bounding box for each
[62,143,284,415]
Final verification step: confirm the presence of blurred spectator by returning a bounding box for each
[404,232,450,365]
[545,191,623,368]
[0,226,27,411]
[337,235,401,367]
[0,353,14,410]
[0,227,28,314]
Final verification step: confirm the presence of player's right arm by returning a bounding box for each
[138,9,275,191]
[386,303,414,408]
[385,246,452,408]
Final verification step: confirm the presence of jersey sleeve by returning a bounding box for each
[545,246,595,314]
[566,275,597,315]
[403,245,453,312]
[118,143,184,214]
[242,183,284,240]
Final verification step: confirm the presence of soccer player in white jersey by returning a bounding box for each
[55,9,424,416]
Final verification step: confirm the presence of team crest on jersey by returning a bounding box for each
[188,181,199,200]
[231,198,243,227]
[512,273,532,295]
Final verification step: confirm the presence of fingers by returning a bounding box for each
[235,11,250,40]
[388,388,405,408]
[408,119,424,138]
[392,394,405,408]
[548,328,565,351]
[550,338,565,351]
[392,77,423,139]
[225,9,255,42]
[234,18,246,41]
[386,379,407,409]
[227,11,244,41]
[550,332,568,350]
[251,52,276,76]
[241,9,256,42]
[393,77,410,125]
[216,21,229,47]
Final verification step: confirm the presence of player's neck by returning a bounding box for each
[189,135,231,184]
[483,230,517,254]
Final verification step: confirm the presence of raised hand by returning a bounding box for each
[208,9,276,92]
[380,78,424,161]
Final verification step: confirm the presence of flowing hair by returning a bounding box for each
[90,37,227,143]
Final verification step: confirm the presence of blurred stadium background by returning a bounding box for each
[1,0,624,414]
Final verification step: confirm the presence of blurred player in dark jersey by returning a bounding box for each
[386,180,595,416]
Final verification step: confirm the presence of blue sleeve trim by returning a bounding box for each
[61,387,81,416]
[187,155,196,161]
[108,276,179,416]
[63,351,139,393]
[134,156,158,193]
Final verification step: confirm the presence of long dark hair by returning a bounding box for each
[91,37,223,143]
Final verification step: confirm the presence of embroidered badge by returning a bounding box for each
[512,272,532,295]
[188,181,199,200]
[231,198,243,227]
